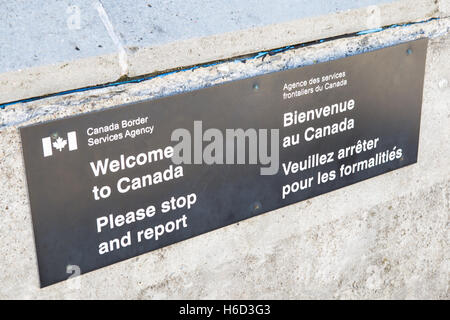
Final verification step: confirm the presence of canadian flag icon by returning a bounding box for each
[42,131,78,157]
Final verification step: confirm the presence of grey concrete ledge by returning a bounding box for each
[1,17,448,128]
[0,0,448,104]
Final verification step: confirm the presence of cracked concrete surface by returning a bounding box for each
[0,0,447,104]
[0,16,448,298]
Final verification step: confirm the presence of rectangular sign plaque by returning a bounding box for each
[20,39,427,287]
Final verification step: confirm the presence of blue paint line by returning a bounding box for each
[356,17,439,36]
[0,17,441,110]
[357,27,384,35]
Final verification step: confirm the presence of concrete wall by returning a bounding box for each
[0,1,448,299]
[0,0,447,105]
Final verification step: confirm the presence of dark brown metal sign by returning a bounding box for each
[20,39,427,287]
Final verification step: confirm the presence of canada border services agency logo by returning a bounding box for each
[42,131,78,157]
